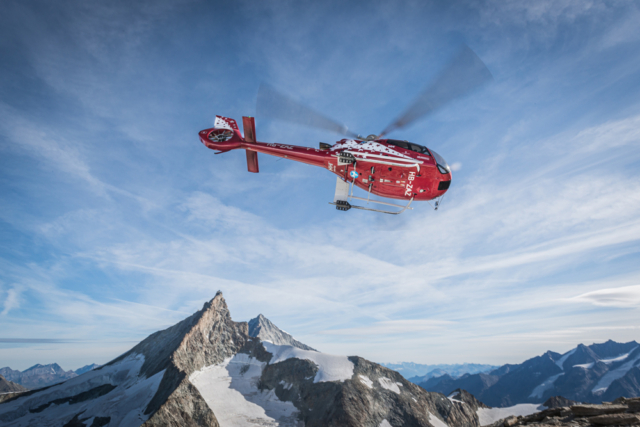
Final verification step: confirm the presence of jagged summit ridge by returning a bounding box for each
[0,292,247,426]
[248,313,317,351]
[1,292,481,427]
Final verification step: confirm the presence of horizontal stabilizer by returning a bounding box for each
[246,150,259,173]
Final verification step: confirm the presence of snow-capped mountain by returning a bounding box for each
[248,313,317,351]
[0,363,78,390]
[0,363,101,391]
[419,340,640,406]
[0,292,482,427]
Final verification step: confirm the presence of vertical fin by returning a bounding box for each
[242,117,257,143]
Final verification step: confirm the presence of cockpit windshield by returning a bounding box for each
[386,139,430,154]
[430,149,451,174]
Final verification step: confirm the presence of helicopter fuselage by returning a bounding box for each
[199,123,451,202]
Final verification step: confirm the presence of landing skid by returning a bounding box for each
[329,177,414,215]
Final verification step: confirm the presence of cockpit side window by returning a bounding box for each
[387,139,429,154]
[410,143,429,154]
[386,139,410,150]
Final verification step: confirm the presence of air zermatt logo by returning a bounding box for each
[214,116,239,130]
[404,171,416,196]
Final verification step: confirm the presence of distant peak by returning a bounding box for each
[215,290,223,297]
[247,314,317,352]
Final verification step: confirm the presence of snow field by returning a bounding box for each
[447,392,465,403]
[189,353,300,427]
[427,410,449,427]
[379,420,393,427]
[529,373,564,398]
[554,348,576,369]
[262,341,354,383]
[591,349,640,393]
[575,347,638,370]
[378,377,402,394]
[359,375,373,389]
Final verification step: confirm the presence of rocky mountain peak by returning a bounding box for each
[0,292,249,427]
[109,291,246,378]
[0,293,485,427]
[248,312,317,351]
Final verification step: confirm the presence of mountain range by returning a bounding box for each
[0,363,100,390]
[418,340,640,406]
[379,363,498,383]
[0,292,483,427]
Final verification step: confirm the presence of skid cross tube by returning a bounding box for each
[329,197,414,215]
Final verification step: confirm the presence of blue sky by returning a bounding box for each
[1,0,640,371]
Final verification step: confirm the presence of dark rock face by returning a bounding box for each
[420,341,640,406]
[0,375,27,393]
[602,367,640,402]
[248,313,317,351]
[561,345,600,370]
[257,355,480,427]
[590,341,640,360]
[479,353,563,407]
[449,389,490,411]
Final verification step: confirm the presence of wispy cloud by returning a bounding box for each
[1,0,640,369]
[571,285,640,308]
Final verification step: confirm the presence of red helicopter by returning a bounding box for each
[199,46,492,214]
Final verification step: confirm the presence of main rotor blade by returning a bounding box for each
[257,83,358,138]
[379,45,493,138]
